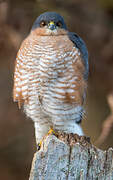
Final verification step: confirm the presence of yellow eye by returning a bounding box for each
[40,21,46,27]
[56,21,62,28]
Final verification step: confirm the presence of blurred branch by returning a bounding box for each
[96,93,113,145]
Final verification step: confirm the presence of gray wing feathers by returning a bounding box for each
[68,32,89,80]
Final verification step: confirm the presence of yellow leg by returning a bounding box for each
[37,128,57,150]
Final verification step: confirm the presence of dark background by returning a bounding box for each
[1,0,113,179]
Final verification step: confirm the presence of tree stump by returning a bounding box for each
[29,133,113,180]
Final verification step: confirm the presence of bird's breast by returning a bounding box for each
[32,35,79,79]
[27,34,85,106]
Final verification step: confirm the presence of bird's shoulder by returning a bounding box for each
[68,32,89,80]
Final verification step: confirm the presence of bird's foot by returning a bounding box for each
[47,128,57,136]
[37,128,57,150]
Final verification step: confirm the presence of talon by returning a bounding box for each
[37,143,41,150]
[47,128,57,135]
[36,128,57,150]
[37,140,43,150]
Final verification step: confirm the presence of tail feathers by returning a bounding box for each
[60,123,84,136]
[73,123,84,136]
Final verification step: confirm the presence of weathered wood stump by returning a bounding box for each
[29,133,113,180]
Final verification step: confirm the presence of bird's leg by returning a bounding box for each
[34,122,49,150]
[37,127,57,150]
[34,122,57,150]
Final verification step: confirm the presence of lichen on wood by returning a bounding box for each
[29,133,113,180]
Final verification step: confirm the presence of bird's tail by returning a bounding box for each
[74,123,84,136]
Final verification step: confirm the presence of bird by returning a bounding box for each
[13,12,89,149]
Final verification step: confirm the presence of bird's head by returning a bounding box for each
[31,12,68,36]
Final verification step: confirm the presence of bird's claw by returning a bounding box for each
[37,128,57,150]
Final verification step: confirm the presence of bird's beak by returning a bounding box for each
[48,21,56,31]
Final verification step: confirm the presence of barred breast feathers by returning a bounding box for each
[13,32,86,110]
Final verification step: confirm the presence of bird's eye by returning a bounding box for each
[40,21,46,27]
[56,21,62,28]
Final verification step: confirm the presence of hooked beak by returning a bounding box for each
[48,21,56,31]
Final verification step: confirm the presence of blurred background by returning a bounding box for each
[1,0,113,179]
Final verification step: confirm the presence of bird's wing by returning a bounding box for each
[68,32,89,80]
[13,37,34,108]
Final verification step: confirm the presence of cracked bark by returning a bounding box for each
[29,133,113,180]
